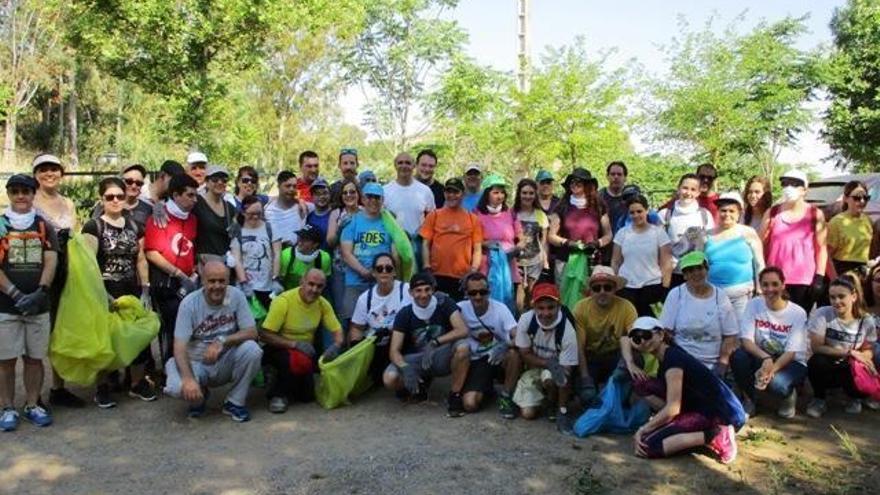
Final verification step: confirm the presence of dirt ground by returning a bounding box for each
[1,363,878,495]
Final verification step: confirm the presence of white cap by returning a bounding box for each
[780,169,808,188]
[32,154,62,170]
[187,151,208,165]
[631,316,664,332]
[464,163,481,174]
[715,191,744,209]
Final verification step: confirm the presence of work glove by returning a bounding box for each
[400,363,421,394]
[322,344,341,363]
[487,343,508,366]
[293,341,316,359]
[178,275,198,295]
[240,282,255,298]
[271,280,285,296]
[151,201,169,228]
[577,375,598,405]
[545,357,568,387]
[140,286,153,311]
[15,289,48,316]
[420,340,438,371]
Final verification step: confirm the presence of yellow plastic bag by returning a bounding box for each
[107,295,160,370]
[315,337,376,409]
[49,234,114,386]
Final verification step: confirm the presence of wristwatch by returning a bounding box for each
[216,335,227,347]
[430,337,440,347]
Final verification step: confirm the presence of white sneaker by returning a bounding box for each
[777,390,797,419]
[844,399,862,414]
[806,399,826,418]
[864,399,880,411]
[268,396,288,414]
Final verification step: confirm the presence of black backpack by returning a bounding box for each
[526,305,575,353]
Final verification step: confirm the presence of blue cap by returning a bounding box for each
[362,182,384,197]
[536,170,553,182]
[309,177,329,190]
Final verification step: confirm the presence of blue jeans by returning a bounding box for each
[731,348,807,400]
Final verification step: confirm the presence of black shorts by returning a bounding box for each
[463,357,503,395]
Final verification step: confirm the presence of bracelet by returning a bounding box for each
[761,356,773,362]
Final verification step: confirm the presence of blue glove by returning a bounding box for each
[16,289,48,316]
[271,280,285,296]
[577,375,598,404]
[322,344,341,363]
[152,200,168,228]
[240,282,255,298]
[487,343,508,366]
[545,357,567,387]
[140,286,153,311]
[420,341,438,371]
[400,364,421,394]
[179,276,198,295]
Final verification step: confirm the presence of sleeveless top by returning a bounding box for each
[767,208,816,286]
[705,232,753,287]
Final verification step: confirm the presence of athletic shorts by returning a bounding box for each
[463,357,503,395]
[0,312,51,360]
[384,340,468,379]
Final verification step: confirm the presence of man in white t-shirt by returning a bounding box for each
[513,282,578,433]
[456,272,520,418]
[383,152,435,268]
[265,171,313,246]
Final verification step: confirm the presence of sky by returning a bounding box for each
[341,0,847,176]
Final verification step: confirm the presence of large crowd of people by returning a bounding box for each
[1,149,878,466]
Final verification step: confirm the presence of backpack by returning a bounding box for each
[0,216,50,264]
[526,305,575,353]
[664,201,710,233]
[366,281,406,314]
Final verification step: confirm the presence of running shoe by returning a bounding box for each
[23,404,53,427]
[707,425,737,464]
[498,392,516,420]
[0,408,19,432]
[94,384,117,409]
[447,392,465,418]
[49,387,85,408]
[222,401,251,422]
[128,378,158,402]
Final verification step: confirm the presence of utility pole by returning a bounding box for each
[517,0,530,93]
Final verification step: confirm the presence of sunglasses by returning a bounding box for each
[373,265,394,273]
[849,194,871,202]
[124,178,145,187]
[209,176,228,183]
[467,289,490,297]
[780,178,804,188]
[239,177,257,185]
[340,148,358,155]
[628,329,657,345]
[590,283,615,293]
[103,193,125,202]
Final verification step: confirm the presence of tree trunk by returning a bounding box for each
[58,76,66,156]
[3,116,17,172]
[67,80,79,169]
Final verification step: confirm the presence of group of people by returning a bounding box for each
[1,149,878,467]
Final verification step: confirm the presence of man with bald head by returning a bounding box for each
[163,261,263,422]
[260,268,343,412]
[384,152,436,269]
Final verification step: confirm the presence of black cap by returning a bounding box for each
[621,184,642,199]
[6,174,38,191]
[160,160,185,176]
[444,177,465,192]
[563,167,598,189]
[296,225,323,244]
[409,271,437,289]
[121,163,147,177]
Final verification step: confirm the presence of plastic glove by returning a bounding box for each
[240,282,255,298]
[400,363,421,394]
[487,343,508,366]
[140,286,153,311]
[811,274,828,302]
[420,341,438,371]
[271,280,285,296]
[545,357,567,387]
[15,289,48,316]
[577,375,598,404]
[322,344,341,363]
[151,201,169,228]
[293,341,316,359]
[178,275,198,295]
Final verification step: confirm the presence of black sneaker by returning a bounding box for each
[128,378,158,402]
[50,387,86,408]
[108,370,124,393]
[94,385,117,409]
[447,392,465,418]
[498,392,516,419]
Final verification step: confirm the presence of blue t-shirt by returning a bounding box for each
[340,212,393,285]
[660,344,746,429]
[307,210,332,251]
[462,192,481,212]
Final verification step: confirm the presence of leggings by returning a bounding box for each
[808,353,865,400]
[620,284,666,317]
[642,412,720,458]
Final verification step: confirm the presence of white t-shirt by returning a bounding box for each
[740,297,809,364]
[351,281,412,345]
[458,299,517,360]
[264,199,314,245]
[658,200,715,268]
[660,284,739,368]
[231,223,277,292]
[383,180,436,235]
[808,306,878,352]
[614,224,671,288]
[514,309,579,366]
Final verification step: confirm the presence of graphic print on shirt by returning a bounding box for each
[357,230,387,249]
[99,225,139,282]
[7,236,44,266]
[409,321,444,348]
[754,318,792,355]
[192,313,237,340]
[470,324,500,356]
[171,232,194,257]
[676,307,720,343]
[241,234,270,273]
[518,219,542,262]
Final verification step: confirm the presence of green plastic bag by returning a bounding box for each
[248,296,268,322]
[561,251,590,308]
[315,336,376,409]
[381,210,415,281]
[107,295,160,370]
[49,234,114,386]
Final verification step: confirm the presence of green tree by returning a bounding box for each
[825,0,880,170]
[649,16,818,183]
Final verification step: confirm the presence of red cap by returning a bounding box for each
[530,282,560,305]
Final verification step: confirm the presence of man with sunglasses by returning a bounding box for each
[512,283,579,431]
[295,150,320,203]
[330,148,359,206]
[419,178,482,301]
[383,271,470,416]
[456,272,519,418]
[572,266,637,393]
[416,149,445,209]
[90,163,154,231]
[0,174,58,431]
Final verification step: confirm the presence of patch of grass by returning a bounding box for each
[767,462,790,495]
[572,465,607,495]
[741,428,787,447]
[830,424,862,463]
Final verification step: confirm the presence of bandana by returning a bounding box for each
[166,200,190,220]
[412,295,438,320]
[3,207,35,230]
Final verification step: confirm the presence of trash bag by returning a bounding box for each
[573,371,651,437]
[49,234,115,386]
[315,336,376,409]
[561,251,590,308]
[381,210,415,281]
[248,296,268,323]
[488,247,515,313]
[107,295,160,370]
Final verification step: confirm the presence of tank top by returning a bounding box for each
[767,207,816,285]
[705,233,753,287]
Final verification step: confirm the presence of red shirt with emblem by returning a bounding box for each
[144,211,198,277]
[296,178,313,203]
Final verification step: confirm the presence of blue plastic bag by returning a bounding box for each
[488,247,515,313]
[573,372,650,437]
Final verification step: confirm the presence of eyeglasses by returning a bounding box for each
[373,265,395,273]
[239,177,257,185]
[467,289,490,297]
[628,329,657,345]
[340,148,358,155]
[103,193,125,202]
[123,178,145,187]
[850,194,871,203]
[780,178,804,188]
[590,283,615,293]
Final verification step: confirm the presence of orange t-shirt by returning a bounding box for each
[420,207,483,278]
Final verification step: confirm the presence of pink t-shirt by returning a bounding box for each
[767,207,816,286]
[477,210,522,283]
